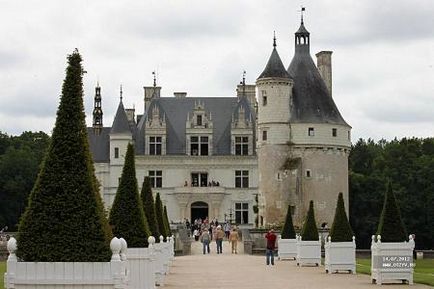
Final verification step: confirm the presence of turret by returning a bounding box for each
[92,84,103,134]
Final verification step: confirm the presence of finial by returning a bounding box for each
[152,71,156,87]
[120,84,123,101]
[273,31,276,48]
[242,70,246,86]
[300,6,306,24]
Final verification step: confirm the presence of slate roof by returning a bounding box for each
[87,127,111,162]
[110,100,132,134]
[258,47,290,79]
[287,24,349,126]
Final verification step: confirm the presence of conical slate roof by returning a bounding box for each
[110,100,132,134]
[258,47,290,79]
[287,23,349,126]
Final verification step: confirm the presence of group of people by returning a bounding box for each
[191,218,240,255]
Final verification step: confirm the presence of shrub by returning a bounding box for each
[17,50,112,261]
[281,205,296,239]
[109,143,150,247]
[301,200,319,241]
[155,193,167,239]
[376,181,407,242]
[329,193,354,242]
[163,205,172,237]
[140,176,159,239]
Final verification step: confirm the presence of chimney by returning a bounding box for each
[174,92,187,98]
[315,51,332,96]
[125,108,135,123]
[143,86,161,113]
[236,84,256,107]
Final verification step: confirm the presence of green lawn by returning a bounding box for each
[0,261,5,289]
[357,258,434,286]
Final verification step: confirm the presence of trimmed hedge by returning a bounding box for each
[17,50,112,261]
[301,200,319,241]
[109,143,150,247]
[376,181,407,242]
[140,176,160,240]
[329,193,354,242]
[163,205,171,237]
[281,205,296,239]
[155,193,167,239]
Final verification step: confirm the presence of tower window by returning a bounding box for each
[305,169,311,178]
[235,136,249,155]
[332,128,337,137]
[235,170,249,188]
[308,127,315,137]
[149,136,162,155]
[348,131,351,141]
[149,170,162,188]
[262,130,267,141]
[262,90,267,106]
[197,115,202,126]
[114,147,119,159]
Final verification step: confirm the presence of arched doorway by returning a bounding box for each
[191,201,208,223]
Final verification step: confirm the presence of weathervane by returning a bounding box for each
[152,71,157,87]
[273,31,276,48]
[120,84,123,101]
[299,6,306,24]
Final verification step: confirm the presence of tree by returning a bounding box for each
[376,181,407,242]
[163,205,171,237]
[109,143,150,247]
[329,193,353,242]
[140,176,159,240]
[301,200,319,241]
[16,50,112,262]
[155,193,167,239]
[281,205,296,239]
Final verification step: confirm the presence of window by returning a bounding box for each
[262,130,267,141]
[235,136,249,155]
[235,170,249,188]
[191,172,208,187]
[197,115,202,126]
[348,131,351,141]
[149,170,162,188]
[262,90,267,106]
[305,169,311,178]
[235,202,249,224]
[149,136,162,155]
[114,147,119,158]
[332,128,337,137]
[118,177,121,185]
[190,136,209,156]
[308,127,315,136]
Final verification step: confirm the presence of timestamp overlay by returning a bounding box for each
[374,255,415,270]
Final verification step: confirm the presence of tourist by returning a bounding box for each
[224,222,231,238]
[265,229,277,266]
[215,225,225,254]
[229,227,239,254]
[200,228,211,254]
[193,228,200,241]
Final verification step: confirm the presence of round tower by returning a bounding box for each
[256,35,294,225]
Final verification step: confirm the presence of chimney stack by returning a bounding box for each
[174,92,187,98]
[315,51,332,96]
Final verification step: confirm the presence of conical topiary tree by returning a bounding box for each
[17,50,112,262]
[376,181,407,242]
[329,193,354,242]
[109,143,150,247]
[140,176,160,240]
[301,200,319,241]
[155,193,167,239]
[281,205,296,239]
[163,205,172,237]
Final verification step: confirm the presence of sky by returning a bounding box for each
[1,0,433,141]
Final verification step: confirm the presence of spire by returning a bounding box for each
[120,84,123,102]
[92,83,103,133]
[300,6,305,24]
[242,70,246,98]
[110,96,131,134]
[273,31,276,48]
[257,32,290,79]
[294,7,310,54]
[152,71,156,87]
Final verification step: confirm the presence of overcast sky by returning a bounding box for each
[1,0,433,141]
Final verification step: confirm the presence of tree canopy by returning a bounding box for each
[281,205,296,239]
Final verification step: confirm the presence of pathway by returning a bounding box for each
[162,240,431,289]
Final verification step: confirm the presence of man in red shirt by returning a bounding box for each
[265,229,277,266]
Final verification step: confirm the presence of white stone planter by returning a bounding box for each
[277,236,297,260]
[371,234,415,285]
[127,239,156,289]
[4,237,128,289]
[296,236,321,266]
[324,236,356,274]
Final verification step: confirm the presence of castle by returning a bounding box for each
[87,19,351,228]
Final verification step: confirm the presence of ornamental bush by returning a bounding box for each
[17,50,112,262]
[281,205,296,239]
[163,205,172,237]
[301,200,319,241]
[329,193,354,242]
[109,143,150,247]
[155,193,167,239]
[140,176,160,239]
[376,181,407,242]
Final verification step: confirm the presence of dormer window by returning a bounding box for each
[190,136,208,156]
[308,127,315,136]
[235,136,249,155]
[149,136,162,155]
[197,115,202,126]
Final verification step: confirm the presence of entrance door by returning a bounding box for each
[191,201,209,223]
